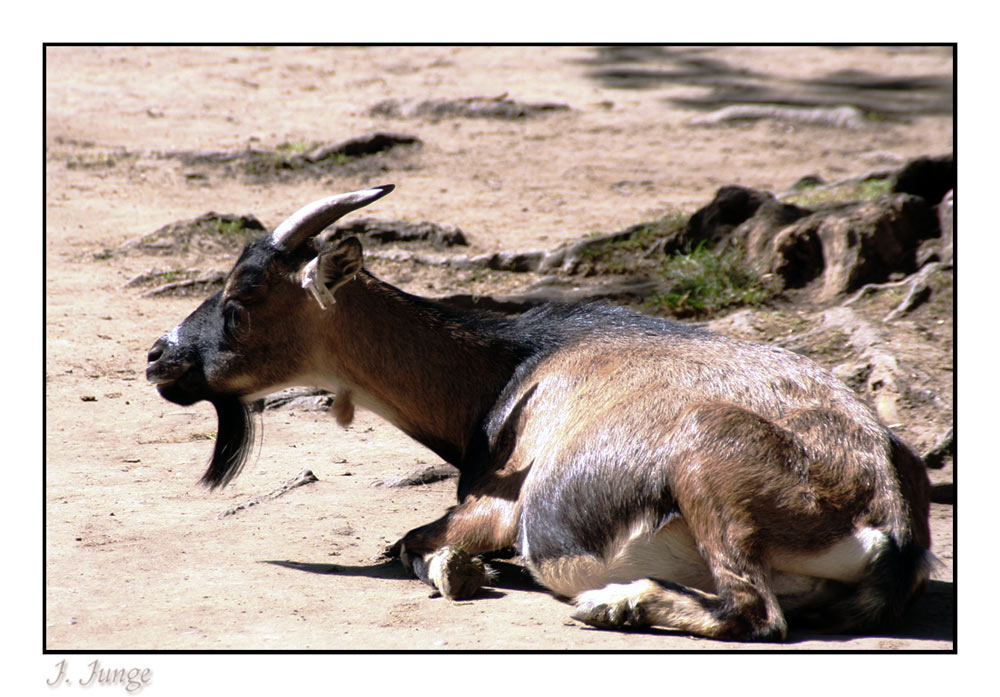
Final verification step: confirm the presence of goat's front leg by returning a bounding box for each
[401,543,492,600]
[395,478,523,599]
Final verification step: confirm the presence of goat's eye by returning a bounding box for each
[222,302,248,339]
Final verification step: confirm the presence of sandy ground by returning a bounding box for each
[42,45,955,679]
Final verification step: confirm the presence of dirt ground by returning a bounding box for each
[44,45,954,664]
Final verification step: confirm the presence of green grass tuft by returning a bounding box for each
[647,244,779,316]
[782,176,893,207]
[211,218,253,237]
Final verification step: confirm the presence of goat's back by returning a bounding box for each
[488,304,929,569]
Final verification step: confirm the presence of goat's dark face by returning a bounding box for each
[147,239,313,406]
[145,186,391,488]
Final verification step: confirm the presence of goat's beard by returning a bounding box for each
[200,396,257,490]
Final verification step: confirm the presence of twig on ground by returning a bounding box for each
[218,469,320,518]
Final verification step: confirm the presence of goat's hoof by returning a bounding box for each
[428,546,487,600]
[571,585,649,630]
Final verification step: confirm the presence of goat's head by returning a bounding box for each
[145,185,393,488]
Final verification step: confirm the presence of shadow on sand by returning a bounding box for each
[266,556,953,647]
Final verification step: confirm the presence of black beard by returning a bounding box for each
[200,397,257,490]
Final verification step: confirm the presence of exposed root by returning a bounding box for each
[779,305,906,426]
[842,262,945,322]
[923,427,954,470]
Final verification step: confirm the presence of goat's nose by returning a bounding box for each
[147,339,167,365]
[146,335,193,386]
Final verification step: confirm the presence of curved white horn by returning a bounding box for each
[270,185,394,250]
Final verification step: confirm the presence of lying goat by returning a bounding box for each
[147,186,932,641]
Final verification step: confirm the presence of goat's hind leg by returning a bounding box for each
[574,403,821,641]
[572,569,786,641]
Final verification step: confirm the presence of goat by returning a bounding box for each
[146,185,933,641]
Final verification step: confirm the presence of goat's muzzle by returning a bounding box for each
[146,335,205,406]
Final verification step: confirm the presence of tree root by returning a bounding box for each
[842,262,945,322]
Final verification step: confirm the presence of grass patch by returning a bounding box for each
[782,176,893,207]
[647,244,780,317]
[575,212,688,274]
[569,212,779,316]
[276,141,307,154]
[857,177,894,199]
[210,216,259,238]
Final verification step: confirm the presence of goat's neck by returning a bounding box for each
[318,273,524,466]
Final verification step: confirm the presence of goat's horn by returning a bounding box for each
[270,185,394,251]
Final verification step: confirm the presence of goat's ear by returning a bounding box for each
[299,237,364,310]
[320,237,363,283]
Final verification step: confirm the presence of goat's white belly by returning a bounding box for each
[530,516,715,599]
[530,522,888,601]
[770,527,888,584]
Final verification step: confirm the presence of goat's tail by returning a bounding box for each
[811,432,936,634]
[791,536,935,634]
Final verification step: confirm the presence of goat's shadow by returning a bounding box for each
[264,558,953,646]
[263,558,408,579]
[262,554,546,601]
[868,578,954,644]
